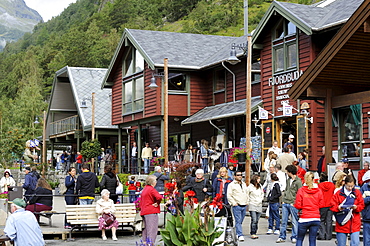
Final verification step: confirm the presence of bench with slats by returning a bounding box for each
[66,203,137,240]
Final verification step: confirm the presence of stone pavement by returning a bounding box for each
[38,196,340,245]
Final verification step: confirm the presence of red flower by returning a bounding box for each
[185,190,196,198]
[193,198,198,204]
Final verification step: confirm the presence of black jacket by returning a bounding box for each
[76,171,99,197]
[268,182,281,204]
[100,172,117,195]
[183,178,213,202]
[29,187,53,207]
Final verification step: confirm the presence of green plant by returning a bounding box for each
[47,180,60,189]
[117,173,130,194]
[228,147,250,161]
[81,139,102,159]
[150,156,165,166]
[0,191,8,199]
[160,205,223,246]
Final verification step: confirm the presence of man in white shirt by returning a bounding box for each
[131,142,138,174]
[268,140,282,157]
[275,163,287,192]
[227,171,249,242]
[141,142,153,174]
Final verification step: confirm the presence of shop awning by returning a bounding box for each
[181,96,262,125]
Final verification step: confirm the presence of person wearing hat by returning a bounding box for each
[182,168,212,203]
[342,158,357,185]
[153,166,169,193]
[22,166,38,202]
[283,134,295,153]
[0,170,15,193]
[4,198,44,245]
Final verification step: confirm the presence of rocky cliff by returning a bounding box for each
[0,0,42,49]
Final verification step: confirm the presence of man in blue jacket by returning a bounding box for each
[22,167,38,202]
[361,180,370,246]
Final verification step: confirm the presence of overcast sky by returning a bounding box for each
[24,0,77,21]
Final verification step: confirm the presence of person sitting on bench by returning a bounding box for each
[26,178,53,222]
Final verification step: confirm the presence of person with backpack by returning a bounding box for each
[330,175,364,246]
[23,167,38,202]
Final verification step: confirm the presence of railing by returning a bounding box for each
[49,115,80,136]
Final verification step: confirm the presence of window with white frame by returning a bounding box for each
[272,20,297,74]
[123,48,144,78]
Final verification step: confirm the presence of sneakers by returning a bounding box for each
[238,236,245,241]
[274,230,280,235]
[267,229,274,234]
[102,236,107,241]
[112,236,118,241]
[291,238,297,243]
[276,238,285,243]
[64,225,71,229]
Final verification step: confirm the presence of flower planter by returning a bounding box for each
[237,153,247,163]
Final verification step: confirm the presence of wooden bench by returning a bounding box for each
[35,210,66,226]
[65,203,137,240]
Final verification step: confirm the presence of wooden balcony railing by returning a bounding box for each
[49,115,80,136]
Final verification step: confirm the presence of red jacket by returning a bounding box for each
[358,169,367,186]
[330,187,364,233]
[318,181,335,207]
[294,185,324,219]
[140,185,162,216]
[296,166,306,184]
[76,154,83,164]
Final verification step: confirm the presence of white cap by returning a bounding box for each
[289,134,295,139]
[154,166,161,172]
[195,169,204,175]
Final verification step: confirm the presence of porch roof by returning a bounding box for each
[181,96,262,125]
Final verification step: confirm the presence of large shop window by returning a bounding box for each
[339,105,362,158]
[123,48,144,78]
[122,76,144,114]
[272,20,297,74]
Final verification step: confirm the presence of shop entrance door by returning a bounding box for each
[277,117,297,154]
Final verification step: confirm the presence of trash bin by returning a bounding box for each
[8,186,23,201]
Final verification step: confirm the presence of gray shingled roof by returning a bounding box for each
[127,29,248,69]
[181,96,262,125]
[277,0,363,31]
[66,67,117,130]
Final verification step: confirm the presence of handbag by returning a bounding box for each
[116,175,123,195]
[134,213,144,231]
[59,183,67,195]
[102,212,116,226]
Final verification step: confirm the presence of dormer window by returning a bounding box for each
[123,47,144,77]
[272,19,297,74]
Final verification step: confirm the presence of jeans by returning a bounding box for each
[143,158,150,174]
[268,202,280,230]
[232,205,246,237]
[336,231,360,246]
[296,221,320,246]
[202,158,208,173]
[129,190,137,203]
[79,199,93,205]
[318,207,333,240]
[279,203,298,240]
[250,211,261,235]
[363,222,370,246]
[131,157,138,174]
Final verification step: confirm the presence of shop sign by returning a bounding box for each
[268,70,303,87]
[266,127,271,134]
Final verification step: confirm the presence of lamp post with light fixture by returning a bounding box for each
[148,58,169,165]
[80,92,96,172]
[34,110,47,177]
[227,35,252,185]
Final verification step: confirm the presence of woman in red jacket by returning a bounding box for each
[294,172,324,246]
[140,175,163,244]
[317,172,335,240]
[330,175,364,246]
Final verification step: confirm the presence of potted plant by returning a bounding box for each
[229,147,250,163]
[151,157,165,166]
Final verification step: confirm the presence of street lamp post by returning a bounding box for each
[34,110,47,177]
[149,58,169,165]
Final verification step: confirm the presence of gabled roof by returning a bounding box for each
[252,0,363,43]
[102,29,249,88]
[288,0,370,101]
[49,67,117,131]
[181,96,262,125]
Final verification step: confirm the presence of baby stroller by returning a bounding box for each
[214,203,238,246]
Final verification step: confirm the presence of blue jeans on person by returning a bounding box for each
[296,220,320,246]
[129,190,136,203]
[336,231,360,246]
[79,199,93,205]
[268,202,280,230]
[143,158,150,174]
[250,211,261,235]
[363,222,370,246]
[232,205,247,237]
[279,203,298,240]
[202,158,208,173]
[131,157,138,174]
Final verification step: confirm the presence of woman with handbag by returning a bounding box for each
[64,167,77,229]
[96,189,119,241]
[100,165,118,203]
